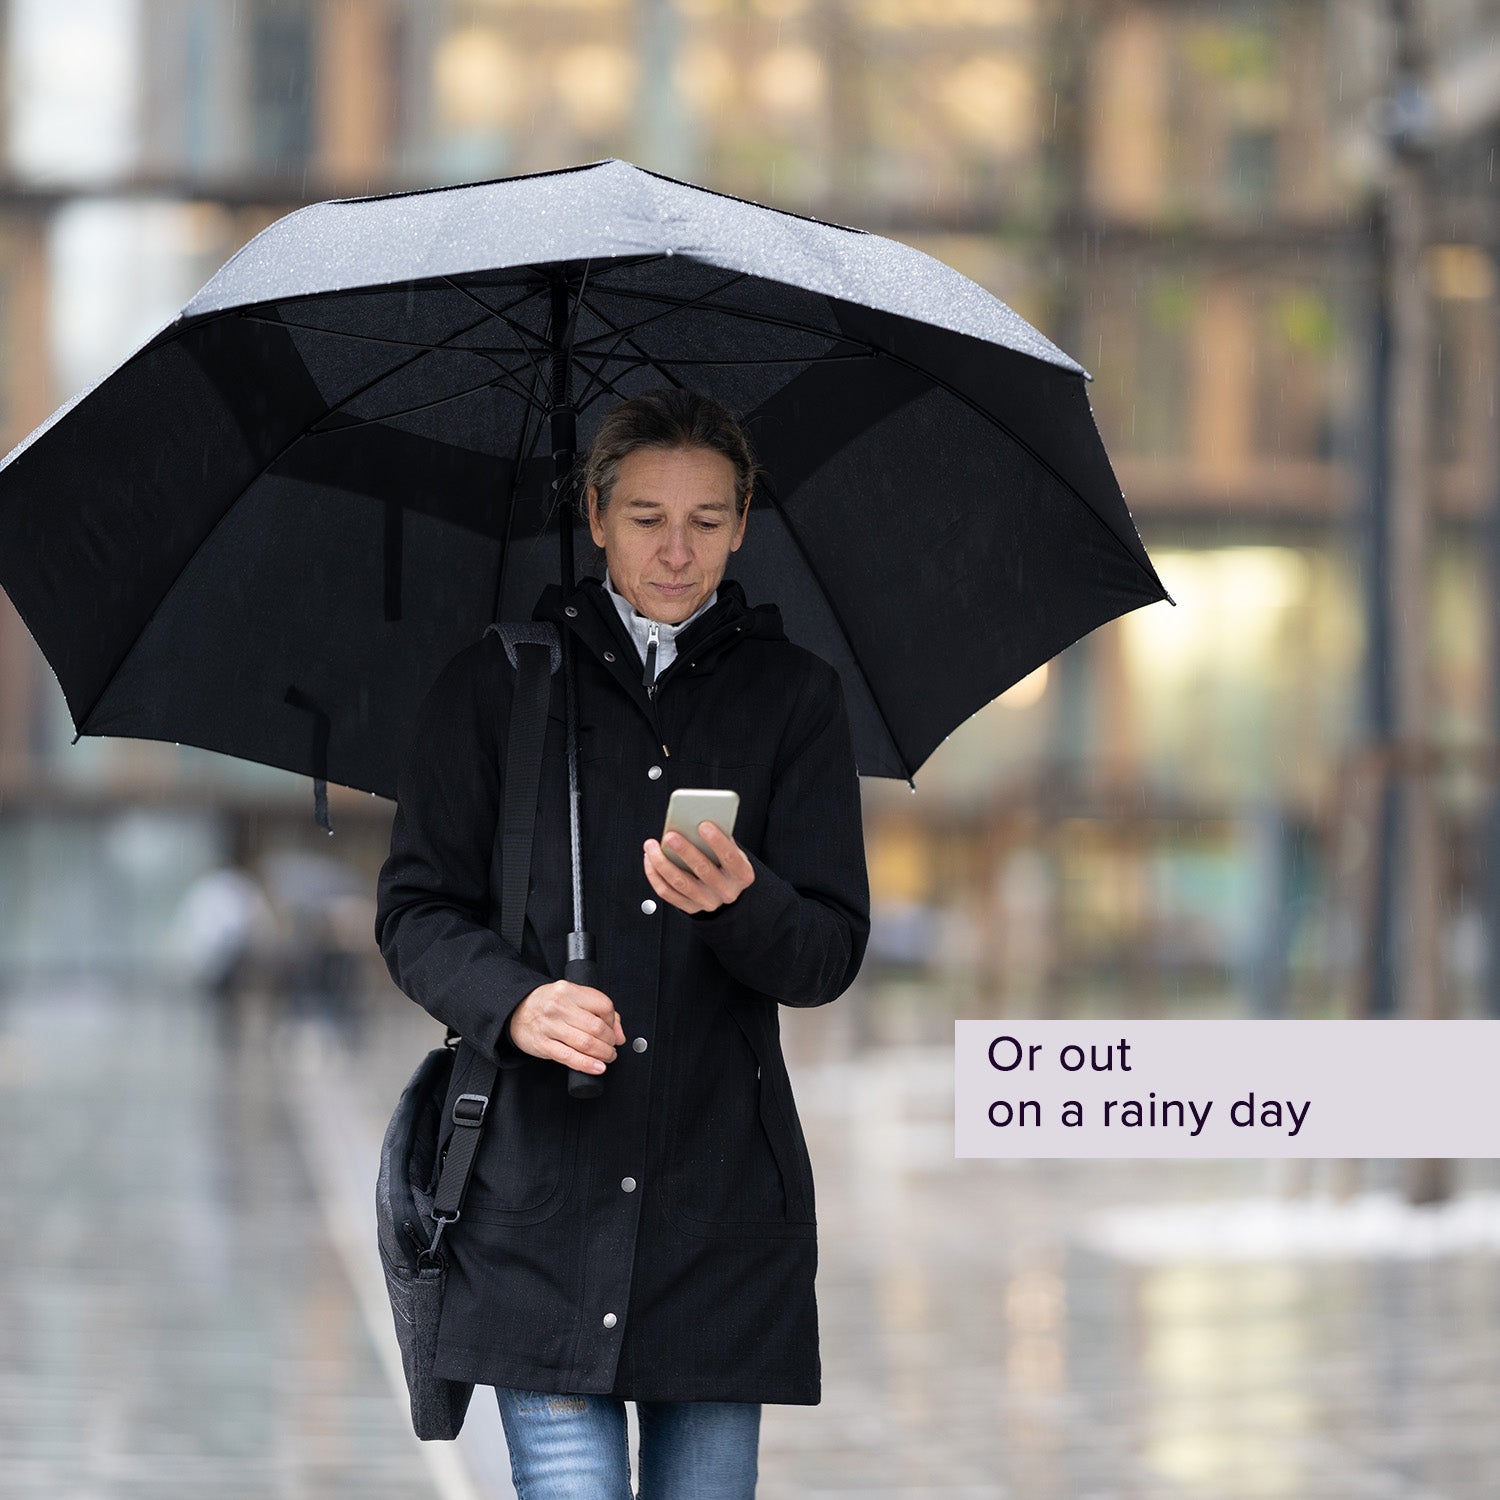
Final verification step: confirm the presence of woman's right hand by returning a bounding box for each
[507,980,625,1073]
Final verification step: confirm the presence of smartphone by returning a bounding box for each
[662,788,740,872]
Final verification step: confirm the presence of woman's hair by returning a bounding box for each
[582,388,758,518]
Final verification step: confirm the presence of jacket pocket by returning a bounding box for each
[661,1003,815,1239]
[434,1048,578,1225]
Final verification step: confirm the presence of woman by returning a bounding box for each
[374,388,869,1498]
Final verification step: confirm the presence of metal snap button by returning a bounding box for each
[604,650,616,662]
[632,1037,648,1053]
[602,1312,617,1329]
[647,765,663,780]
[621,1177,637,1193]
[641,899,657,915]
[564,605,578,618]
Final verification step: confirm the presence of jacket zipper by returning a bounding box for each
[643,622,659,690]
[644,622,668,756]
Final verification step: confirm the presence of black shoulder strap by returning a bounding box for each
[430,625,558,1236]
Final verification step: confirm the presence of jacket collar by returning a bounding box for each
[534,574,785,680]
[602,568,720,668]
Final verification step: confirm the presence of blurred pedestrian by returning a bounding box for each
[165,862,273,1006]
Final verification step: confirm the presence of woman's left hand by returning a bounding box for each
[643,822,756,914]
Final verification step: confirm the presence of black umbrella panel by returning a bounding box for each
[0,158,1172,808]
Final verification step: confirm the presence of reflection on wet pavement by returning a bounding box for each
[5,980,1500,1498]
[0,981,448,1500]
[788,1041,1500,1499]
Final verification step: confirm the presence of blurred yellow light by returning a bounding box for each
[472,0,627,8]
[937,54,1035,151]
[1427,244,1495,302]
[434,28,525,131]
[868,823,933,903]
[749,45,826,117]
[1000,661,1048,708]
[675,41,735,116]
[555,45,637,132]
[863,0,1034,27]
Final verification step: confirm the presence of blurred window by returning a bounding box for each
[858,34,1038,214]
[1090,258,1354,472]
[1087,0,1332,223]
[250,1,315,170]
[1427,244,1496,473]
[1251,283,1344,463]
[1431,536,1488,750]
[1089,265,1195,460]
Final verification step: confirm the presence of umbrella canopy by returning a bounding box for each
[0,158,1170,801]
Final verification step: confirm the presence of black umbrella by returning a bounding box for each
[0,158,1169,814]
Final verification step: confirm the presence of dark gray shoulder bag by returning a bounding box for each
[375,623,560,1441]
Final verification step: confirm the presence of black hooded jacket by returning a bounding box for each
[374,573,870,1403]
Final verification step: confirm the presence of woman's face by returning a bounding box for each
[587,444,749,625]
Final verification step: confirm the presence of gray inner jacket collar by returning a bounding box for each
[602,567,718,683]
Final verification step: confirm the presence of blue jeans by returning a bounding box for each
[494,1387,760,1500]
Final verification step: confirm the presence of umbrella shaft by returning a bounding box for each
[563,624,586,931]
[553,404,577,586]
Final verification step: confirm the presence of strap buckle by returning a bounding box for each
[419,1211,456,1268]
[452,1092,489,1127]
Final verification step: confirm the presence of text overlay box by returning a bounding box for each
[955,1020,1500,1158]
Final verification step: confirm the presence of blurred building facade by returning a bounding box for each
[0,0,1497,1021]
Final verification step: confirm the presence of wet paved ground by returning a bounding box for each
[5,977,1500,1499]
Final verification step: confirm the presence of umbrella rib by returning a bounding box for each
[874,346,1170,603]
[568,310,665,409]
[571,271,759,352]
[297,304,552,432]
[567,288,871,408]
[571,355,641,411]
[307,352,540,434]
[227,280,554,432]
[567,352,620,410]
[303,362,537,434]
[243,302,526,436]
[220,276,546,317]
[228,280,548,396]
[569,276,730,405]
[577,282,870,352]
[756,474,914,784]
[234,302,544,359]
[572,316,685,410]
[568,253,673,283]
[440,277,554,408]
[579,351,880,370]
